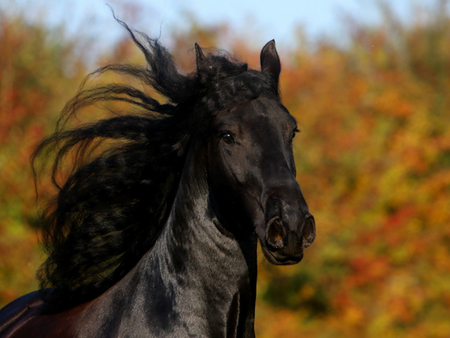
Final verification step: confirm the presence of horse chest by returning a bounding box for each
[74,235,255,338]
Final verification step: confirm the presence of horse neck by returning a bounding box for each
[148,143,257,334]
[162,143,258,292]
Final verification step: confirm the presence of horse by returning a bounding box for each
[0,18,315,338]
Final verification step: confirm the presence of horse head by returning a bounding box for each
[202,41,316,265]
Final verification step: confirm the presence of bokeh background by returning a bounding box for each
[1,0,450,336]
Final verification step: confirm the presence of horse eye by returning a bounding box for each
[292,128,299,139]
[220,132,235,144]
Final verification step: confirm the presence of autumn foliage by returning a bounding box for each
[1,3,450,337]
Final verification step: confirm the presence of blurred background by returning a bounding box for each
[0,0,449,336]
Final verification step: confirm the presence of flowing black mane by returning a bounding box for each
[33,19,277,309]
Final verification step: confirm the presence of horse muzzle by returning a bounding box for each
[260,213,315,265]
[257,186,316,265]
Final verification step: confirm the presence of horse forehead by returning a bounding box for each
[231,96,291,127]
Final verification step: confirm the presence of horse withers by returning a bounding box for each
[0,19,315,338]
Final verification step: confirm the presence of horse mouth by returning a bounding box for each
[260,245,304,265]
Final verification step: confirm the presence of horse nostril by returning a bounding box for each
[266,217,286,250]
[302,214,316,248]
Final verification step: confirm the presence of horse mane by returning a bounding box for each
[33,18,277,311]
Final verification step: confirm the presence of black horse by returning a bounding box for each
[0,19,315,338]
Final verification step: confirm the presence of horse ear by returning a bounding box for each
[195,43,206,70]
[260,40,281,88]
